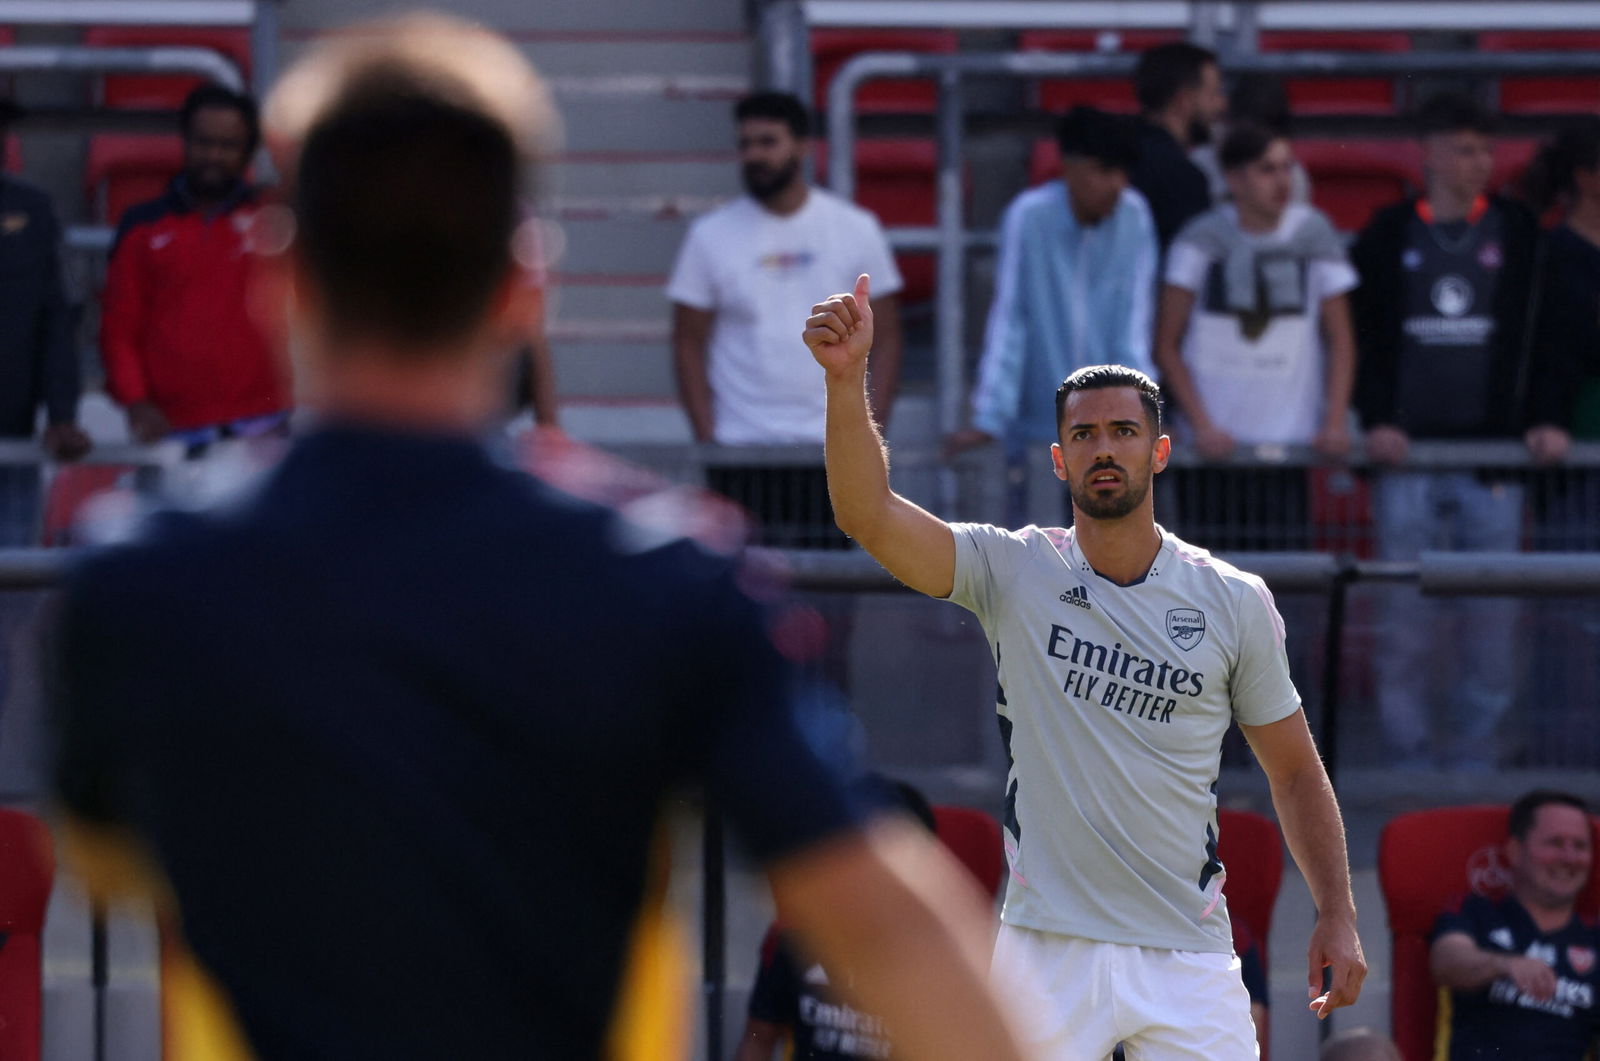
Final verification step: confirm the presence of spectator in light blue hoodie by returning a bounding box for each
[947,106,1158,528]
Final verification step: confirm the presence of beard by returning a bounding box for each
[1068,462,1152,521]
[185,163,239,200]
[741,156,802,201]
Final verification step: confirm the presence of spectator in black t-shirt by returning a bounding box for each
[1431,790,1600,1061]
[1130,42,1226,249]
[48,19,1029,1061]
[1350,91,1539,771]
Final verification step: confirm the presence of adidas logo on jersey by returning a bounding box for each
[1058,585,1091,610]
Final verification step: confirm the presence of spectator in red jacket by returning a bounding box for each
[100,84,289,449]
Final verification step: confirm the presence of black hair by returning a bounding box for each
[1508,790,1590,842]
[180,82,260,153]
[1056,106,1142,172]
[1055,364,1164,435]
[734,91,811,139]
[1227,73,1292,137]
[1523,116,1600,214]
[1219,121,1286,171]
[1134,41,1218,114]
[292,61,520,354]
[1416,90,1497,139]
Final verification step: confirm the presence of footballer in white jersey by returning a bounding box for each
[803,275,1366,1059]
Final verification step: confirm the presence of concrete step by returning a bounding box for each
[521,38,751,79]
[544,158,738,201]
[552,95,739,153]
[548,278,668,321]
[551,216,693,275]
[549,338,672,399]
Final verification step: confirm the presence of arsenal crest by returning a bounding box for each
[1570,946,1595,975]
[1166,608,1206,651]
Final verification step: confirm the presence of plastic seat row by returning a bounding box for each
[815,28,1600,117]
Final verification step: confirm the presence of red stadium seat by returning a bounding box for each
[85,134,184,225]
[1217,808,1282,1061]
[1019,30,1183,114]
[1310,467,1374,558]
[932,805,1004,898]
[0,808,55,1061]
[815,138,944,303]
[1378,806,1600,1061]
[1258,31,1411,117]
[1296,138,1422,232]
[84,26,251,109]
[810,29,957,115]
[1027,139,1059,187]
[1490,137,1539,200]
[1480,32,1600,115]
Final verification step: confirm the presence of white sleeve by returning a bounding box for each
[854,210,904,297]
[1228,575,1303,727]
[1310,259,1359,304]
[945,522,1028,626]
[1163,241,1212,292]
[665,222,717,310]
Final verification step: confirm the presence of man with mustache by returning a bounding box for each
[668,91,903,547]
[805,286,1367,1057]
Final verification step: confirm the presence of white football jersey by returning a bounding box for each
[946,522,1301,953]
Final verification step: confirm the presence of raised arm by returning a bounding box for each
[804,275,956,598]
[768,817,1029,1061]
[1240,711,1366,1019]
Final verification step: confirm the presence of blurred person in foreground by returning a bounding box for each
[945,106,1157,529]
[1431,791,1600,1061]
[806,271,1366,1054]
[1350,91,1540,770]
[48,16,1026,1061]
[100,84,289,453]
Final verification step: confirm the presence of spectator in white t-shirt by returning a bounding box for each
[667,91,904,547]
[1154,122,1358,550]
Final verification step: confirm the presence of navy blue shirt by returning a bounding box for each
[51,424,863,1059]
[1434,893,1600,1061]
[0,176,77,438]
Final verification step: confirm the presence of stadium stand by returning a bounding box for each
[1295,138,1423,233]
[1217,808,1283,1061]
[0,808,54,1061]
[83,26,251,108]
[1017,30,1183,113]
[815,138,942,304]
[1257,31,1410,117]
[1378,806,1600,1061]
[84,134,185,226]
[1479,31,1600,115]
[810,29,957,113]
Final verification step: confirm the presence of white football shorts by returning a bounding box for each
[991,923,1260,1060]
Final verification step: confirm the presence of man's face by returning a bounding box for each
[1052,387,1168,521]
[1225,138,1295,222]
[1189,62,1228,143]
[1510,804,1593,911]
[1423,129,1494,204]
[184,105,252,198]
[738,117,805,201]
[1061,156,1128,226]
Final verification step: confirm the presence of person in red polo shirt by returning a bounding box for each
[101,83,289,450]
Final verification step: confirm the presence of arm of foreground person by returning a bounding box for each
[768,817,1030,1061]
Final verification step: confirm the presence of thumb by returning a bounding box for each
[854,273,871,307]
